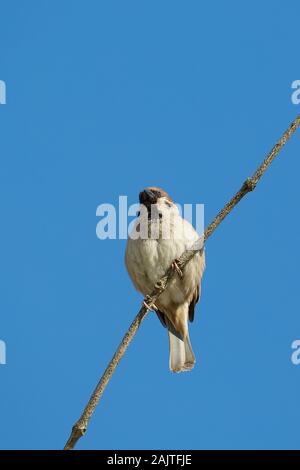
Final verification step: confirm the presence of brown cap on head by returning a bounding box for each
[139,187,173,205]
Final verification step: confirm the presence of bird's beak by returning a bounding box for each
[143,189,157,203]
[139,189,158,205]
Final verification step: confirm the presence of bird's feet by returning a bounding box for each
[143,295,158,312]
[171,258,183,278]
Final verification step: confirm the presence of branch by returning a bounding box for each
[64,115,300,450]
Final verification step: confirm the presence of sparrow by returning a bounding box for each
[125,187,205,372]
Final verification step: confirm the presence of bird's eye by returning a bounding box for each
[159,213,163,219]
[137,211,140,217]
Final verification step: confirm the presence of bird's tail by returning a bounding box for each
[165,317,195,372]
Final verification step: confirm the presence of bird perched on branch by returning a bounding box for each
[125,187,205,372]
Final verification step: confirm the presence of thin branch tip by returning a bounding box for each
[64,425,86,450]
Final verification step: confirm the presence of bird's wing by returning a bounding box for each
[188,284,200,323]
[156,309,167,328]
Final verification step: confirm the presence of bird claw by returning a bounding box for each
[172,259,183,278]
[143,296,158,312]
[143,300,152,311]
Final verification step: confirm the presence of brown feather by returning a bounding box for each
[188,285,200,323]
[156,310,167,328]
[146,186,173,203]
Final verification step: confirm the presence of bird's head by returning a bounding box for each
[138,187,178,219]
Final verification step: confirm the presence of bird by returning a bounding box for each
[125,187,205,372]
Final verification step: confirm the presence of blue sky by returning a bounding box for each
[0,1,300,450]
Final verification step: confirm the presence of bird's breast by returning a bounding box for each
[125,215,203,299]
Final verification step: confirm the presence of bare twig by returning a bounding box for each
[64,115,300,450]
